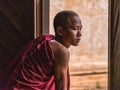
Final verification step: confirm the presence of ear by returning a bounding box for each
[56,26,64,36]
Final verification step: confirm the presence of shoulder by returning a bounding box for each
[50,40,70,66]
[50,40,69,57]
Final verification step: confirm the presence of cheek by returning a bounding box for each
[70,31,77,37]
[67,32,76,41]
[65,30,76,39]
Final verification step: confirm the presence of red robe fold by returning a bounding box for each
[3,34,70,90]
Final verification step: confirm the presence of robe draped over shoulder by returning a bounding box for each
[2,34,70,90]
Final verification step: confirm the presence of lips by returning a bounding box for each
[76,38,80,42]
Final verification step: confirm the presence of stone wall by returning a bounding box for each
[49,0,108,72]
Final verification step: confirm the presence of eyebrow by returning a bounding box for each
[71,25,82,28]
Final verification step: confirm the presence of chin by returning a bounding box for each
[72,43,79,46]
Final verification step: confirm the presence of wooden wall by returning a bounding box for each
[110,0,120,90]
[0,0,34,83]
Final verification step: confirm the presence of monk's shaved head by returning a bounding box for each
[53,10,80,34]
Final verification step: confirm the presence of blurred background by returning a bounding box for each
[49,0,108,90]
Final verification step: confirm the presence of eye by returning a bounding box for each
[72,26,78,30]
[72,26,82,30]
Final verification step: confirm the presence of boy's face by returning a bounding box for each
[62,15,82,47]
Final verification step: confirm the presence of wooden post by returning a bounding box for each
[34,0,42,38]
[110,0,120,89]
[34,0,49,38]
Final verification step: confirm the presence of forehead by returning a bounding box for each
[67,16,82,26]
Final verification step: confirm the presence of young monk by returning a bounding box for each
[5,10,82,90]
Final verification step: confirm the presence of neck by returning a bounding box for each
[54,36,70,49]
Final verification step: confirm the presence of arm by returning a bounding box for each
[53,48,69,90]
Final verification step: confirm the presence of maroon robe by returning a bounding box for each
[3,34,70,90]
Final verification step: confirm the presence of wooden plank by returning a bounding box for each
[110,0,120,90]
[0,1,34,88]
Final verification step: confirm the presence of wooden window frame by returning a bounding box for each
[34,0,49,38]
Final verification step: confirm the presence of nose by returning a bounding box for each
[77,30,82,37]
